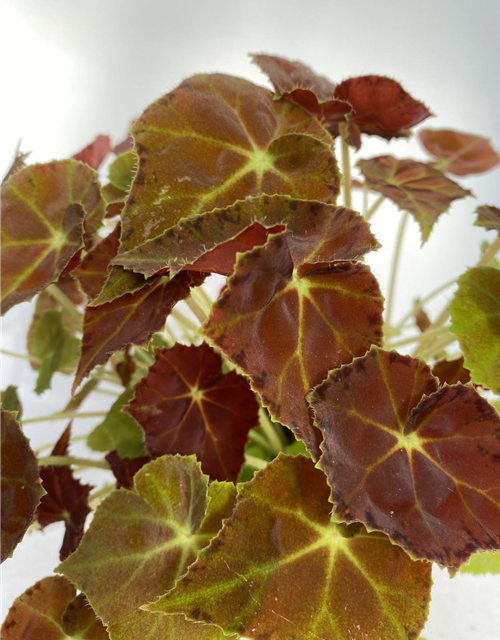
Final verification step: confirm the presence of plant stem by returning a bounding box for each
[259,408,285,454]
[387,325,452,350]
[395,278,457,330]
[64,378,100,412]
[89,482,116,505]
[36,434,88,453]
[339,123,352,208]
[245,454,268,470]
[23,411,107,424]
[417,333,457,361]
[1,349,36,362]
[248,428,272,450]
[171,308,199,334]
[385,212,409,331]
[185,296,207,324]
[192,286,213,316]
[364,195,385,222]
[362,182,369,217]
[47,284,82,328]
[477,235,500,266]
[37,455,110,470]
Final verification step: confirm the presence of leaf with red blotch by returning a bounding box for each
[72,134,112,170]
[357,156,472,242]
[475,205,500,234]
[105,451,151,489]
[333,76,432,140]
[126,343,259,481]
[1,409,43,562]
[113,195,380,277]
[118,73,339,255]
[203,228,383,458]
[73,271,205,392]
[1,575,108,639]
[37,425,93,561]
[149,455,432,640]
[419,129,500,176]
[309,347,500,569]
[432,356,471,385]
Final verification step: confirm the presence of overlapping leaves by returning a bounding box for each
[1,160,105,313]
[1,409,43,562]
[309,347,500,569]
[59,455,235,640]
[117,73,339,259]
[1,576,108,639]
[449,267,500,394]
[203,215,384,458]
[150,454,432,640]
[126,343,259,481]
[358,156,471,241]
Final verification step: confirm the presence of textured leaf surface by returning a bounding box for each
[449,267,500,394]
[119,73,339,254]
[58,456,235,640]
[475,204,500,233]
[1,409,42,562]
[310,347,500,569]
[126,343,259,481]
[203,230,383,457]
[0,161,105,312]
[150,454,431,640]
[1,576,108,639]
[460,551,500,575]
[114,195,379,277]
[358,156,471,241]
[419,129,500,176]
[37,425,93,560]
[73,271,204,391]
[333,76,432,139]
[87,389,146,459]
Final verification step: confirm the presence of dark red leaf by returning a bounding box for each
[432,356,471,385]
[72,135,112,170]
[126,343,259,481]
[105,451,151,489]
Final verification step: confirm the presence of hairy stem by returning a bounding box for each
[37,455,110,470]
[385,212,409,331]
[364,195,385,222]
[387,325,452,350]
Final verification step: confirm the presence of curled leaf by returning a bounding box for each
[149,454,432,640]
[309,347,500,569]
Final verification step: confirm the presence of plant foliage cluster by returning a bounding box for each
[1,53,500,640]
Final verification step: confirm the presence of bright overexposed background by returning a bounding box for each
[1,1,500,638]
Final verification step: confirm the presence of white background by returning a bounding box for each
[1,1,500,638]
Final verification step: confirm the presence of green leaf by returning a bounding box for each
[449,267,500,394]
[87,389,147,459]
[1,385,22,418]
[32,309,80,394]
[149,454,432,640]
[58,455,236,640]
[108,150,136,193]
[460,551,500,575]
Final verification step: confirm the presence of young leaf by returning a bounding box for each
[73,270,205,392]
[37,425,93,560]
[126,343,259,481]
[449,267,500,394]
[309,347,500,569]
[149,454,432,640]
[475,204,500,234]
[357,156,472,242]
[203,230,384,458]
[419,129,500,176]
[333,76,432,139]
[1,408,43,562]
[87,389,147,459]
[0,161,104,313]
[460,551,500,575]
[1,386,22,418]
[113,195,380,277]
[72,134,112,170]
[58,455,236,640]
[1,575,108,639]
[108,150,136,193]
[119,73,339,254]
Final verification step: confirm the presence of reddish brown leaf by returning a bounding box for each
[203,228,383,458]
[114,195,380,278]
[432,356,471,385]
[74,225,122,299]
[119,73,339,255]
[126,343,259,481]
[105,451,152,489]
[114,346,136,387]
[37,425,93,560]
[61,593,109,639]
[310,347,500,569]
[358,156,472,241]
[1,409,43,562]
[72,134,112,170]
[333,76,432,139]
[73,271,205,392]
[419,129,500,176]
[475,205,500,234]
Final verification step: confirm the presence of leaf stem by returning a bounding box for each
[417,332,457,361]
[364,195,385,222]
[170,308,199,334]
[23,411,107,424]
[37,455,110,470]
[46,284,82,328]
[248,428,272,450]
[89,482,116,506]
[362,182,369,217]
[1,349,35,362]
[387,325,452,350]
[385,212,409,331]
[185,296,207,324]
[339,123,352,208]
[191,286,213,316]
[245,454,268,470]
[477,234,500,267]
[395,278,457,330]
[259,408,286,455]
